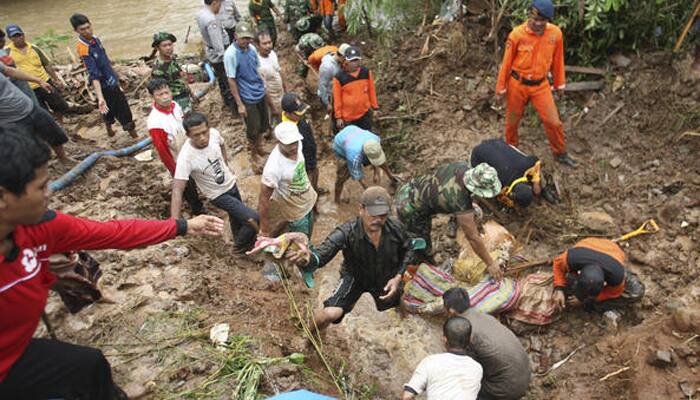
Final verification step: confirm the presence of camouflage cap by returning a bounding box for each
[152,32,177,48]
[463,163,502,198]
[295,16,311,32]
[236,22,255,39]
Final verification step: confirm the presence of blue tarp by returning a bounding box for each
[266,389,335,400]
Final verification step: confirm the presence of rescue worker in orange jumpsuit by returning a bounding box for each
[495,0,578,167]
[310,0,336,39]
[552,238,645,312]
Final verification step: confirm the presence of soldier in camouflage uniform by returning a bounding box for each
[394,162,506,281]
[294,32,325,77]
[151,32,198,113]
[284,0,321,40]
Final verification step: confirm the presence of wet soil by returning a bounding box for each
[44,16,699,400]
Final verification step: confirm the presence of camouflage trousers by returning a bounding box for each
[395,184,434,252]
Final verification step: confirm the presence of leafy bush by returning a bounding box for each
[33,29,71,62]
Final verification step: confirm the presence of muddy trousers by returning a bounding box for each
[183,179,205,215]
[0,338,126,400]
[504,77,566,155]
[211,185,260,252]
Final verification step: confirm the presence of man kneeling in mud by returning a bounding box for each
[295,186,421,332]
[552,237,645,312]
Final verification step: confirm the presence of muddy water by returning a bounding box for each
[0,0,248,59]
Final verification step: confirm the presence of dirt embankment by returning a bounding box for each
[44,15,699,400]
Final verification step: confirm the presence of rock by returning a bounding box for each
[173,246,190,258]
[611,54,632,68]
[580,184,595,197]
[673,344,697,359]
[679,381,697,397]
[530,336,543,352]
[603,310,621,332]
[672,307,700,332]
[609,156,623,168]
[648,349,675,368]
[578,211,616,232]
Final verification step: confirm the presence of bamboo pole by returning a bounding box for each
[673,0,700,53]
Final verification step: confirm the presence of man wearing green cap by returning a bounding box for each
[297,186,421,331]
[249,0,283,46]
[395,162,505,281]
[150,32,199,113]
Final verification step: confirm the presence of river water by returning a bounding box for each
[0,0,249,60]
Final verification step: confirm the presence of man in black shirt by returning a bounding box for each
[300,186,419,331]
[281,93,326,195]
[470,138,547,209]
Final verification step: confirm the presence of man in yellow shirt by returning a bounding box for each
[5,24,69,123]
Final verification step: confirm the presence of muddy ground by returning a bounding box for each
[44,16,699,400]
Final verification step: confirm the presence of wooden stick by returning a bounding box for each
[673,0,700,53]
[565,65,606,75]
[184,25,192,44]
[600,102,625,126]
[485,0,510,41]
[599,366,630,382]
[563,81,605,92]
[505,259,550,275]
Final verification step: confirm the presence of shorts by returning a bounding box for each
[15,105,69,146]
[243,99,270,141]
[345,110,372,131]
[323,274,402,323]
[288,209,314,238]
[101,85,135,131]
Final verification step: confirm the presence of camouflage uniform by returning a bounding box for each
[295,33,325,77]
[285,0,320,39]
[394,161,473,252]
[152,58,193,112]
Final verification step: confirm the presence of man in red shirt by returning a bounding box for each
[0,126,223,399]
[495,0,577,167]
[147,78,205,215]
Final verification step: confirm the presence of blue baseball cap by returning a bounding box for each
[532,0,554,20]
[5,24,23,37]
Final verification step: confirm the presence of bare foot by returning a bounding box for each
[128,130,139,139]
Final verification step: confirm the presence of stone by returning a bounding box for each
[578,211,616,232]
[648,349,675,368]
[672,307,700,332]
[609,156,623,168]
[611,54,632,67]
[603,310,621,332]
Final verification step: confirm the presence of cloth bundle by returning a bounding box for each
[508,272,560,325]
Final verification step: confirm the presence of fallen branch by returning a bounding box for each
[537,345,585,376]
[599,366,631,382]
[600,102,625,126]
[377,113,426,122]
[563,81,605,92]
[505,259,550,275]
[673,0,700,53]
[565,65,606,75]
[485,0,510,42]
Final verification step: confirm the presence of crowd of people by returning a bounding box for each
[0,0,648,399]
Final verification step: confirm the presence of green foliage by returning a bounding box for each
[506,0,692,64]
[344,0,444,37]
[33,29,71,61]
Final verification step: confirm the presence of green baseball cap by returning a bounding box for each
[152,32,176,48]
[463,163,502,198]
[236,22,255,39]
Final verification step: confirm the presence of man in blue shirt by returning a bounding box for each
[333,125,400,203]
[70,14,137,139]
[224,22,268,172]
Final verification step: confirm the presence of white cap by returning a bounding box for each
[338,43,350,57]
[274,121,303,144]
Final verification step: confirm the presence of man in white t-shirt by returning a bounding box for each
[258,121,317,238]
[403,317,483,400]
[255,30,286,128]
[146,78,204,215]
[171,112,259,252]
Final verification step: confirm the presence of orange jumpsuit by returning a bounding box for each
[338,0,347,29]
[552,238,626,302]
[496,22,567,155]
[310,0,334,16]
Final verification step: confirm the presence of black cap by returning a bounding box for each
[574,264,604,302]
[281,93,310,114]
[511,183,534,208]
[344,46,362,61]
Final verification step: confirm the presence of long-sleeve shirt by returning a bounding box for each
[307,217,415,292]
[332,66,378,122]
[217,0,242,30]
[0,210,186,382]
[317,51,341,105]
[76,36,119,88]
[147,101,186,175]
[495,22,566,94]
[552,238,626,302]
[197,7,230,63]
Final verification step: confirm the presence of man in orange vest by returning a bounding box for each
[495,0,577,167]
[552,238,645,312]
